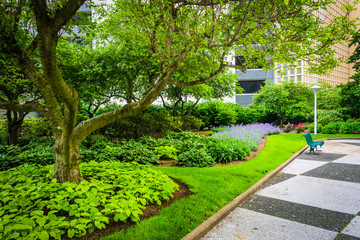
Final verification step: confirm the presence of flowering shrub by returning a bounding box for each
[283,122,294,133]
[295,123,306,133]
[212,123,281,150]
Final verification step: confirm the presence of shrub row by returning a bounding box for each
[308,120,360,134]
[192,101,352,127]
[192,101,268,127]
[0,131,252,171]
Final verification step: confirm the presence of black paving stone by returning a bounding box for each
[240,195,354,232]
[262,172,296,188]
[298,152,347,162]
[335,234,360,240]
[302,162,360,183]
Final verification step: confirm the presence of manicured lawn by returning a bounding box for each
[101,133,359,240]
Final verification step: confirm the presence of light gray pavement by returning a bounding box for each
[201,139,360,240]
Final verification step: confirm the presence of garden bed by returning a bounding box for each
[63,180,191,240]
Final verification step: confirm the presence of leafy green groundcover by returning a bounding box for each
[0,161,178,240]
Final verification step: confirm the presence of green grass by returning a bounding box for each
[101,133,359,240]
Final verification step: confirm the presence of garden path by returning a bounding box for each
[201,139,360,240]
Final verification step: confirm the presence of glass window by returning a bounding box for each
[297,60,302,66]
[237,80,266,94]
[297,68,302,74]
[284,77,288,81]
[290,69,295,75]
[297,75,302,82]
[290,76,295,80]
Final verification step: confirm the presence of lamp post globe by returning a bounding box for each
[311,85,321,137]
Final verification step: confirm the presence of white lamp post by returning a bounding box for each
[311,85,321,137]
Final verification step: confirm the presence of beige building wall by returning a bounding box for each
[274,0,360,86]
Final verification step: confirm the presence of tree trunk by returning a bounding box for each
[52,137,82,183]
[187,98,201,116]
[8,123,21,145]
[6,110,26,145]
[279,109,284,127]
[173,98,181,117]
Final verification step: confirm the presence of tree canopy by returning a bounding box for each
[0,0,356,183]
[338,30,360,118]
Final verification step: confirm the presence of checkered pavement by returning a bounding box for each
[202,140,360,240]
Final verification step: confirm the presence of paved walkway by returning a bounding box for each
[201,139,360,240]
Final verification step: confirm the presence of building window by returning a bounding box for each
[297,75,302,82]
[297,60,302,66]
[290,69,295,75]
[237,80,265,94]
[297,68,302,74]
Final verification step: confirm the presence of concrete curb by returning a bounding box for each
[181,144,309,240]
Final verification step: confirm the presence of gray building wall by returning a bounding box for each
[235,69,274,107]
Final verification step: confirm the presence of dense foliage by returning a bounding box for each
[340,30,360,119]
[0,129,256,170]
[0,162,178,239]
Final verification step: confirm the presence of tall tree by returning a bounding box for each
[0,0,356,183]
[339,31,360,118]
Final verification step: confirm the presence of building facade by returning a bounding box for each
[236,0,360,106]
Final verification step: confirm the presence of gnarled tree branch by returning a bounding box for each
[0,100,46,113]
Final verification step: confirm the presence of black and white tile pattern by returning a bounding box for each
[202,140,360,240]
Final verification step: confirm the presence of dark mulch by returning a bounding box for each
[64,180,192,240]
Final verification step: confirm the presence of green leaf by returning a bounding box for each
[114,212,127,222]
[94,221,105,229]
[11,224,32,231]
[38,231,49,240]
[68,229,75,238]
[36,217,47,227]
[30,210,44,216]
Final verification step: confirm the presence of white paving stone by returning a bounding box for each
[322,141,360,157]
[342,216,360,238]
[282,159,328,175]
[201,208,337,240]
[257,175,360,215]
[330,140,360,144]
[333,155,360,165]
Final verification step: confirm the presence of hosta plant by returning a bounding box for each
[0,161,178,239]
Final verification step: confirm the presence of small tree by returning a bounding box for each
[253,83,289,126]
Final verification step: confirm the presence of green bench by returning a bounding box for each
[302,133,324,155]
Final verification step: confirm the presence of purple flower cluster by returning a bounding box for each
[212,123,281,150]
